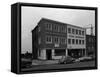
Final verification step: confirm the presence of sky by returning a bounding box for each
[21,6,95,53]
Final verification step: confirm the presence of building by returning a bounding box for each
[67,24,86,58]
[86,35,95,57]
[32,18,86,60]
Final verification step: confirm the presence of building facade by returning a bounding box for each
[32,18,86,60]
[67,25,86,58]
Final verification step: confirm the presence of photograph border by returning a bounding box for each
[11,2,98,74]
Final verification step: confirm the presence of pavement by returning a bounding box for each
[32,59,59,65]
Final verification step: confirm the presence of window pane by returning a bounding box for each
[68,39,71,44]
[79,30,81,35]
[82,31,84,35]
[76,39,78,44]
[68,28,71,33]
[79,40,81,44]
[46,36,52,43]
[72,39,75,44]
[82,40,84,44]
[76,29,78,34]
[72,29,75,34]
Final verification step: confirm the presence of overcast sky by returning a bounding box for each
[21,6,95,53]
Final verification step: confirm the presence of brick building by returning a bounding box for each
[32,18,86,60]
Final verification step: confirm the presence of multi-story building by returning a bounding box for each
[86,35,95,57]
[32,18,86,60]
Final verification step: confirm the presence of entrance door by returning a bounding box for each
[46,49,52,60]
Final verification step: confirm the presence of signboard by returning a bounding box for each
[55,44,59,47]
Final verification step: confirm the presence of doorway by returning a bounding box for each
[46,49,52,60]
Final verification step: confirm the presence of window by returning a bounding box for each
[68,28,71,33]
[61,38,66,44]
[61,26,66,33]
[82,40,84,44]
[76,29,78,34]
[54,25,59,32]
[79,40,81,44]
[45,23,52,30]
[55,49,65,56]
[68,39,71,44]
[82,31,84,35]
[79,30,81,35]
[46,36,52,43]
[72,29,75,34]
[76,39,78,44]
[54,37,59,44]
[72,39,75,44]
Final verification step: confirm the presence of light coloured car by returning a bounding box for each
[74,56,92,62]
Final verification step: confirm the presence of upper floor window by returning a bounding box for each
[76,39,78,44]
[61,38,66,44]
[82,31,85,35]
[72,39,75,44]
[82,40,84,44]
[79,30,81,35]
[76,29,78,34]
[72,29,75,34]
[68,39,71,44]
[54,25,59,32]
[61,26,66,33]
[45,23,52,30]
[68,28,71,33]
[54,37,59,44]
[46,36,52,43]
[79,40,81,44]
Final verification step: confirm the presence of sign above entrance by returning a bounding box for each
[55,44,59,47]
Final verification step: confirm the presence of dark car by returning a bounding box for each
[59,56,75,64]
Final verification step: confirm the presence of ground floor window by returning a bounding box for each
[55,49,66,56]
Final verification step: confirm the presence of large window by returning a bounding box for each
[46,36,52,43]
[55,49,65,56]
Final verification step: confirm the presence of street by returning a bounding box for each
[21,60,95,72]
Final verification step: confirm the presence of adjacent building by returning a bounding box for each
[32,18,86,60]
[86,35,95,57]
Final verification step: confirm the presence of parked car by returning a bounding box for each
[74,56,92,62]
[59,56,75,64]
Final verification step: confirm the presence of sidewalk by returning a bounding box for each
[32,59,59,65]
